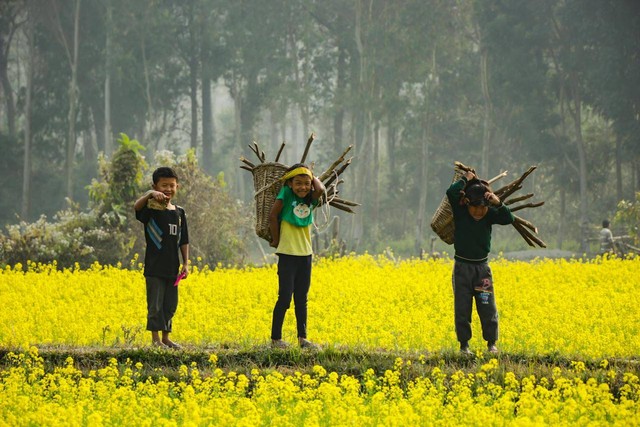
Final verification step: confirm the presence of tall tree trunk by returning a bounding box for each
[415,48,436,256]
[480,47,492,177]
[415,126,430,256]
[0,43,15,137]
[372,118,380,242]
[201,15,214,173]
[103,0,112,156]
[65,0,81,199]
[349,0,369,248]
[615,134,622,202]
[202,76,213,173]
[141,31,154,148]
[557,183,565,249]
[290,107,299,162]
[387,124,397,189]
[568,72,589,253]
[21,9,34,219]
[188,2,198,151]
[232,82,245,199]
[333,47,346,153]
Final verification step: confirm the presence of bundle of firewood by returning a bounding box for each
[432,161,546,248]
[240,133,358,242]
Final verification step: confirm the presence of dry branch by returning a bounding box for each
[487,171,508,185]
[495,166,537,200]
[509,201,545,213]
[514,216,538,234]
[275,142,286,162]
[329,201,356,213]
[240,156,256,169]
[332,197,360,207]
[319,145,353,182]
[504,193,534,205]
[300,133,314,163]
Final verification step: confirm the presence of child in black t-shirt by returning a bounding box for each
[134,167,189,349]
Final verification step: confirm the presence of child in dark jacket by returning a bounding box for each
[446,170,514,354]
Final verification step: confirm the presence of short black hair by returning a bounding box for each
[152,167,179,184]
[602,219,610,228]
[465,180,489,206]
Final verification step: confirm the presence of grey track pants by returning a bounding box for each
[452,261,498,344]
[145,276,178,332]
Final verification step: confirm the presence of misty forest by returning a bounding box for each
[0,0,639,267]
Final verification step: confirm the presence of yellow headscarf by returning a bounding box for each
[280,167,313,182]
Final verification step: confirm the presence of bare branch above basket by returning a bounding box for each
[240,134,358,242]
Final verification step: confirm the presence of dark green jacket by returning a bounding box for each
[446,177,514,263]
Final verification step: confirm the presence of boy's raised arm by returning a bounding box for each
[134,190,166,211]
[311,176,325,201]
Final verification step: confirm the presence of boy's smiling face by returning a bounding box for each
[153,177,179,201]
[289,175,312,199]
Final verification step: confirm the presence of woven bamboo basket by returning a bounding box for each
[430,163,469,245]
[252,162,289,242]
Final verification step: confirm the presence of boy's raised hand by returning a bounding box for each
[150,190,169,202]
[485,191,501,206]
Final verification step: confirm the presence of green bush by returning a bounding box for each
[0,134,251,269]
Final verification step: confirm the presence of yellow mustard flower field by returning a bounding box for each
[1,255,639,425]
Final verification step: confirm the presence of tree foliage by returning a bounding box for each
[1,0,638,259]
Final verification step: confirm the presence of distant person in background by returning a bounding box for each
[446,170,515,355]
[134,167,189,349]
[600,219,615,256]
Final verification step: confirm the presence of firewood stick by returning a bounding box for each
[504,193,534,205]
[487,170,508,185]
[275,142,286,162]
[240,156,256,169]
[514,221,547,248]
[496,166,537,200]
[509,201,545,213]
[324,160,351,187]
[514,216,538,234]
[253,141,266,162]
[513,222,535,247]
[240,165,253,172]
[495,184,522,199]
[527,231,547,248]
[319,146,353,182]
[249,143,262,163]
[300,133,315,163]
[329,201,355,213]
[332,197,360,206]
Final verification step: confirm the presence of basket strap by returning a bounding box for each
[254,179,280,197]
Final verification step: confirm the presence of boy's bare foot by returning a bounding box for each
[298,338,320,350]
[271,339,290,349]
[162,340,182,350]
[152,340,169,348]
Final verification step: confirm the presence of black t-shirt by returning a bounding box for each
[136,205,189,278]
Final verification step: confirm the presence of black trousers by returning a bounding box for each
[271,254,312,340]
[452,261,498,344]
[145,276,178,332]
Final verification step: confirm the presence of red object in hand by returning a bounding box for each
[174,271,186,287]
